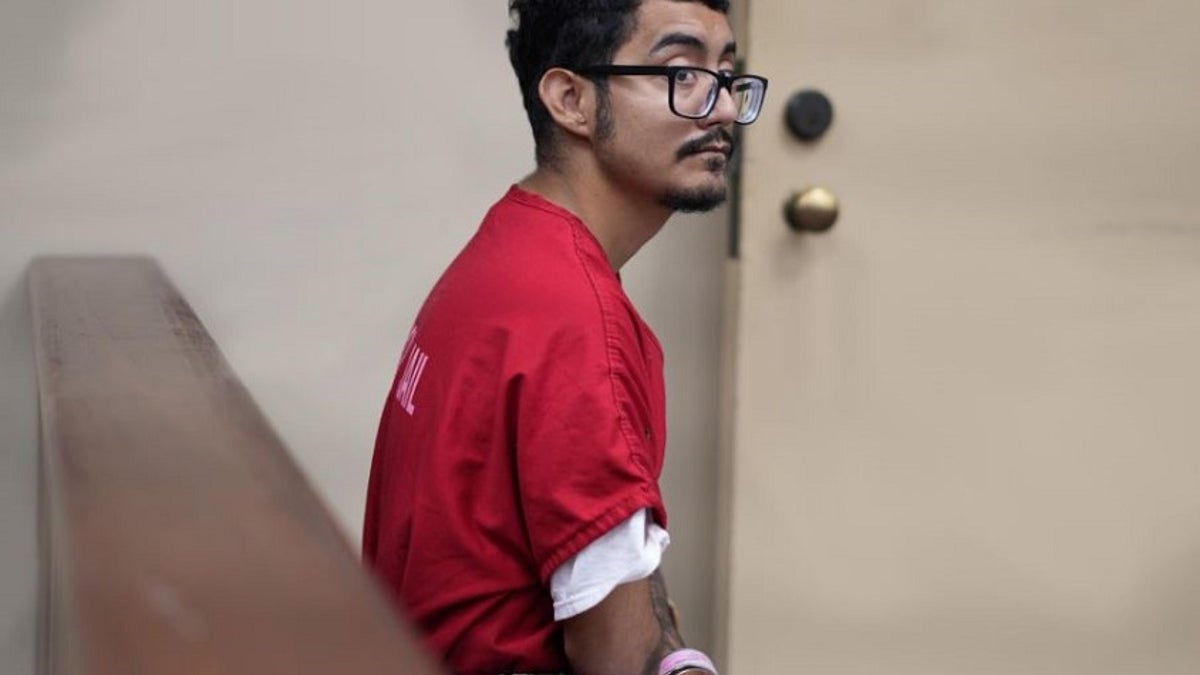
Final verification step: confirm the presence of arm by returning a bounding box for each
[561,568,686,675]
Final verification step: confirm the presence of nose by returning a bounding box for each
[701,84,739,127]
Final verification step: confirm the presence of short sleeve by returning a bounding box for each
[515,311,666,584]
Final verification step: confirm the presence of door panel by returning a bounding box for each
[725,2,1200,672]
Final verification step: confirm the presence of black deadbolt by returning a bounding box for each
[785,90,834,141]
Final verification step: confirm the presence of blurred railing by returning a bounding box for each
[30,257,443,675]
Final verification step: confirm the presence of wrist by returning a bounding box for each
[659,648,718,675]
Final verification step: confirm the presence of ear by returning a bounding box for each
[537,67,596,141]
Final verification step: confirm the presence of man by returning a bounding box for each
[362,1,767,673]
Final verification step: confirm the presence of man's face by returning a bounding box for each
[592,0,738,212]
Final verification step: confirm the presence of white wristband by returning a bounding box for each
[659,648,718,675]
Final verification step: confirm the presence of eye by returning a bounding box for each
[673,69,699,86]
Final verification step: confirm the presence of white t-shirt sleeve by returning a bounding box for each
[549,508,670,621]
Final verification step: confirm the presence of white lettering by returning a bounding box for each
[395,327,430,417]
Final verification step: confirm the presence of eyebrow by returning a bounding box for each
[649,32,738,59]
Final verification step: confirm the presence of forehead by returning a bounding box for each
[618,0,735,59]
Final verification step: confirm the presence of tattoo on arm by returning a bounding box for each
[640,570,685,675]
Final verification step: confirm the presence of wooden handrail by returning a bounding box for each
[31,257,444,675]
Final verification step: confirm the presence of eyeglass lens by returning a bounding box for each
[732,79,764,124]
[672,70,764,123]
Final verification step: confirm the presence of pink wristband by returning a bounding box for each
[658,648,718,675]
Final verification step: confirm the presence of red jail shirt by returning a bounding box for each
[363,185,668,675]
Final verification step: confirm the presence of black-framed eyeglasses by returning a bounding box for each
[575,65,768,125]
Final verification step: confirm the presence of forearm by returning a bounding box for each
[643,570,687,670]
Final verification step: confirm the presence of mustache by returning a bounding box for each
[676,129,735,162]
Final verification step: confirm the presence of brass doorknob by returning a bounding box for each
[784,187,840,232]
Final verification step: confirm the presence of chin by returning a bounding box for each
[660,183,728,213]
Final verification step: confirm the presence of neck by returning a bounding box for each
[518,161,672,271]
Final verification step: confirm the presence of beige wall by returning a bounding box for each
[0,1,728,670]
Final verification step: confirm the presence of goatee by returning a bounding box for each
[660,184,728,213]
[663,129,734,212]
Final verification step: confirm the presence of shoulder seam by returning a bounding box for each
[568,223,650,479]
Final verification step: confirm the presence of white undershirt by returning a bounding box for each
[549,508,670,620]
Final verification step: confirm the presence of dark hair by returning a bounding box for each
[506,0,730,166]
